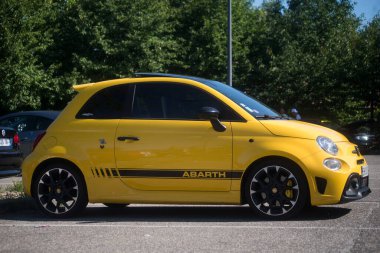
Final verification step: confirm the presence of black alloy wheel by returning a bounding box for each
[245,159,307,219]
[33,163,88,218]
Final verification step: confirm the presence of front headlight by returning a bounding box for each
[317,136,338,155]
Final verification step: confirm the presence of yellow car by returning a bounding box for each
[22,73,371,218]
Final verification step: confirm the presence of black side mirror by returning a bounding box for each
[199,107,220,119]
[199,107,226,132]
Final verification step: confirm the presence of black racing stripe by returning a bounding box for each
[230,171,244,179]
[111,169,118,177]
[118,169,243,179]
[120,170,183,178]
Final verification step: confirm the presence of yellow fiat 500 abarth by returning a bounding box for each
[22,73,371,218]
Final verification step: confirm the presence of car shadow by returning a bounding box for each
[1,204,351,223]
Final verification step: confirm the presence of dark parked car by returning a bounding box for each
[339,119,380,153]
[0,111,59,158]
[0,127,23,178]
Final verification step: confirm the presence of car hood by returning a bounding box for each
[259,120,348,142]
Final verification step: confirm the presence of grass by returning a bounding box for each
[0,180,37,214]
[0,181,24,199]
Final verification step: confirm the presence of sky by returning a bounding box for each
[251,0,380,23]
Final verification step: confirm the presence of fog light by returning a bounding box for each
[323,158,341,170]
[350,178,359,190]
[345,177,360,196]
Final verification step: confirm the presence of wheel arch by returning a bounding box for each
[240,155,310,206]
[31,158,88,201]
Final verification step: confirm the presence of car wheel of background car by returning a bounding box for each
[245,159,308,219]
[33,163,88,218]
[103,203,129,208]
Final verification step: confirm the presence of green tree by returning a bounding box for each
[349,15,380,122]
[0,0,55,113]
[167,0,255,85]
[256,0,360,120]
[40,0,179,108]
[0,0,180,112]
[0,0,377,123]
[240,0,289,99]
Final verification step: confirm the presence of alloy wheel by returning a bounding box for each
[249,165,300,216]
[37,168,79,214]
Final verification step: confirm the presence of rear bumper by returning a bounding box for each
[340,173,371,203]
[0,168,21,178]
[0,151,23,178]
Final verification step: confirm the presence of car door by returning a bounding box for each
[115,82,239,192]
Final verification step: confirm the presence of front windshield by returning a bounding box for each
[206,80,280,118]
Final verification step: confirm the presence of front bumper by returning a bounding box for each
[340,173,371,203]
[300,141,372,206]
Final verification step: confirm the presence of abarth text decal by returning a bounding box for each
[118,169,243,180]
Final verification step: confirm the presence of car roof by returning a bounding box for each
[0,110,60,120]
[73,73,225,92]
[134,73,221,87]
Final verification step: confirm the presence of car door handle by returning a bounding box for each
[117,136,140,141]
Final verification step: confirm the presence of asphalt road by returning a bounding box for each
[0,156,379,253]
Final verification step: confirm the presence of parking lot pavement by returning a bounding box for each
[0,156,379,252]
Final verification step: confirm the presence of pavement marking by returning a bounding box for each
[354,201,379,203]
[0,224,379,230]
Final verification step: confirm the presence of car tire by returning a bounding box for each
[103,203,129,208]
[33,163,88,218]
[245,159,308,219]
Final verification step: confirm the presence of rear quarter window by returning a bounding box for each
[76,85,130,119]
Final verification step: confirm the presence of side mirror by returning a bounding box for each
[199,107,226,132]
[199,107,220,119]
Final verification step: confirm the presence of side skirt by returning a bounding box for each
[89,190,241,205]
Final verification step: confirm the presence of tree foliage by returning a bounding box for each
[0,0,379,123]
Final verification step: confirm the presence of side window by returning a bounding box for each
[76,85,130,119]
[131,83,241,121]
